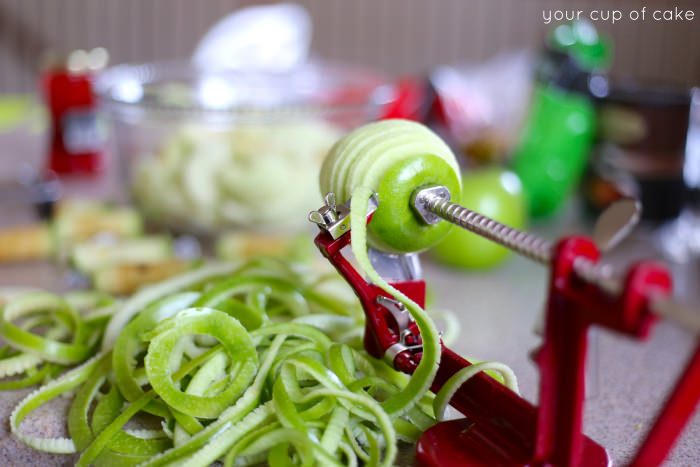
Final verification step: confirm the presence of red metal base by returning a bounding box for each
[416,418,611,467]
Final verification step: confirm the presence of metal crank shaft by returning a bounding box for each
[413,186,700,334]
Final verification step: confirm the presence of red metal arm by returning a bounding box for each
[314,227,609,466]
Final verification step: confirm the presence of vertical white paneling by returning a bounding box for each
[444,0,462,64]
[105,0,121,62]
[377,0,391,68]
[424,0,439,71]
[0,0,13,90]
[153,0,167,61]
[0,0,697,92]
[346,0,360,63]
[18,0,44,88]
[305,0,326,60]
[400,0,417,73]
[126,0,140,61]
[328,0,343,62]
[83,0,97,50]
[474,0,490,59]
[5,0,21,91]
[171,0,186,59]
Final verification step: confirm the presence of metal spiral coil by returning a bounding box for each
[426,195,553,265]
[412,185,700,334]
[424,191,621,294]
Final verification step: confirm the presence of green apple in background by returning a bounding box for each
[432,168,527,269]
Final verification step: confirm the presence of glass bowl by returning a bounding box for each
[96,60,395,236]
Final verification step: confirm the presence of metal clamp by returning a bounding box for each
[383,335,423,367]
[377,295,423,367]
[308,192,378,239]
[376,295,413,331]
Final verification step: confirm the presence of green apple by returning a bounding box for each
[371,154,461,253]
[432,168,527,269]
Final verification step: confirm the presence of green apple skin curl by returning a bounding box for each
[4,260,417,466]
[0,121,520,467]
[320,119,462,254]
[319,118,518,421]
[320,119,463,418]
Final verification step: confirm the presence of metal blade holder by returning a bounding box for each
[412,185,700,467]
[309,193,427,367]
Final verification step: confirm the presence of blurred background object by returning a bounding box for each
[40,47,109,175]
[96,58,392,235]
[431,168,527,269]
[0,0,698,93]
[192,2,312,71]
[429,51,534,165]
[0,0,698,256]
[89,3,404,236]
[510,20,611,218]
[656,88,700,263]
[590,81,691,223]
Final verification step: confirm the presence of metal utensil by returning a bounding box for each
[592,198,641,252]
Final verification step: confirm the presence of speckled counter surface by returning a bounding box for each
[0,128,698,465]
[0,231,698,466]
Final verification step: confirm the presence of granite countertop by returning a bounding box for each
[0,126,698,465]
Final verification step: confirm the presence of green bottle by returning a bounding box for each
[511,21,611,218]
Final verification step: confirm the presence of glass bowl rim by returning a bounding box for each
[95,59,397,123]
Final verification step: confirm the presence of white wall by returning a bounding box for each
[0,0,698,92]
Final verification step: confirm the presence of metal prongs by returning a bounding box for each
[308,192,377,239]
[377,296,422,368]
[309,193,351,239]
[376,295,412,331]
[411,184,451,225]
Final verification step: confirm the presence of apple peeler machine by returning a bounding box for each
[308,185,700,467]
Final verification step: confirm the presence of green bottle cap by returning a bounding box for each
[549,20,612,71]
